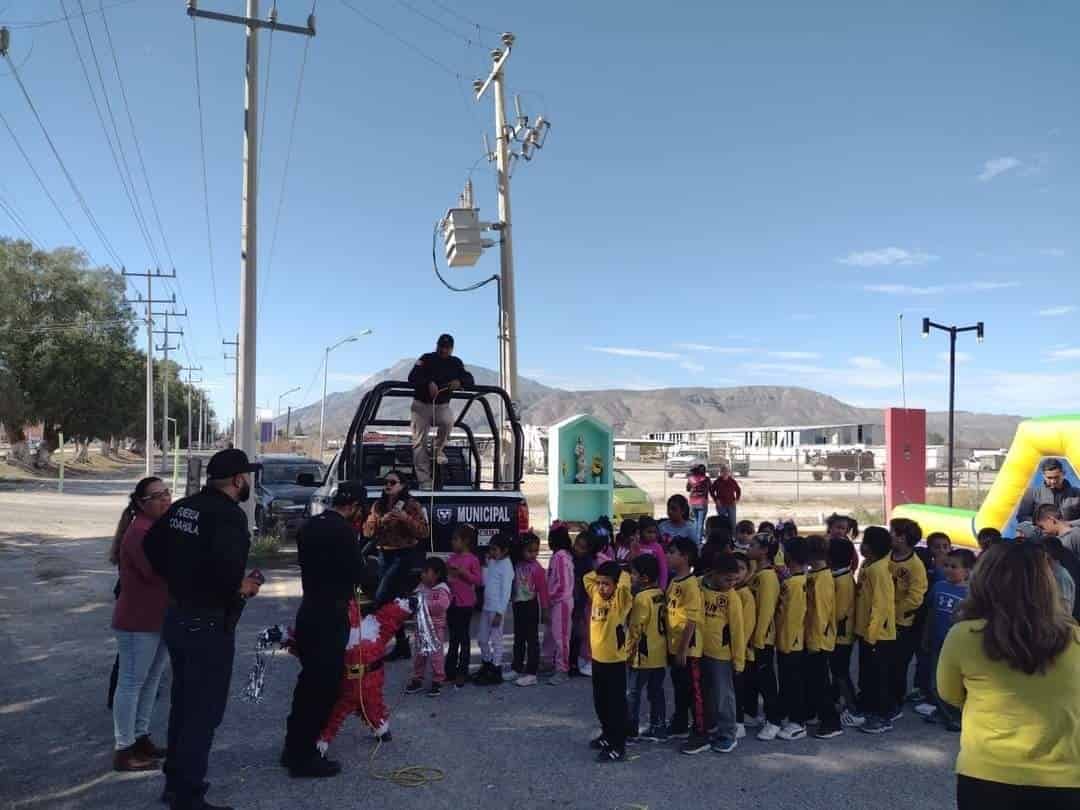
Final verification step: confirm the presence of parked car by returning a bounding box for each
[254,454,326,536]
[666,451,705,478]
[612,469,654,523]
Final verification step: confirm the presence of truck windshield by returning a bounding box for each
[262,463,324,484]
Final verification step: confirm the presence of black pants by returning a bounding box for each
[857,638,893,719]
[512,599,540,675]
[746,646,782,725]
[829,643,856,711]
[957,775,1080,810]
[283,601,348,764]
[163,609,235,809]
[445,605,472,680]
[591,661,627,754]
[805,651,840,731]
[777,650,807,725]
[668,655,706,736]
[890,624,919,708]
[733,669,747,722]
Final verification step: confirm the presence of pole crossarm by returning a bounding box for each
[187,2,316,36]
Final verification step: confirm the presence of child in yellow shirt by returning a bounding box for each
[855,526,897,734]
[827,536,860,727]
[732,552,755,738]
[698,554,745,753]
[665,537,705,749]
[626,554,667,743]
[888,518,929,717]
[747,532,782,737]
[768,536,808,741]
[805,535,840,738]
[583,561,633,762]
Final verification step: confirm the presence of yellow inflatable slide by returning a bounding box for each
[892,414,1080,548]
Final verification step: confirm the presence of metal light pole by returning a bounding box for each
[921,318,984,507]
[319,330,373,460]
[277,386,300,439]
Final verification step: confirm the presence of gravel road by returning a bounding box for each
[0,480,960,810]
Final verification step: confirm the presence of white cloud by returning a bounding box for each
[742,358,943,391]
[864,281,1019,296]
[586,346,680,360]
[679,359,705,373]
[1047,347,1080,360]
[768,351,820,360]
[674,343,753,354]
[838,247,939,267]
[327,372,372,386]
[937,352,972,365]
[978,156,1022,182]
[1040,248,1066,258]
[1038,305,1077,317]
[851,356,884,370]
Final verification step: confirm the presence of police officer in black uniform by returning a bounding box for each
[146,448,262,810]
[281,481,368,777]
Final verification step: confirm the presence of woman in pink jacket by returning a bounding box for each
[543,523,576,685]
[109,476,172,771]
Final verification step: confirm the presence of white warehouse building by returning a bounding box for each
[645,422,883,454]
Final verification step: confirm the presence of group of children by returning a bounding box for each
[400,508,978,763]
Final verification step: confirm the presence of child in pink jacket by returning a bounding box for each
[510,532,550,686]
[543,523,575,684]
[406,558,452,697]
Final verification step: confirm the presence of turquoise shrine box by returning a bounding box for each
[547,414,614,524]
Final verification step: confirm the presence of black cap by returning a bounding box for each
[436,333,454,347]
[206,448,258,480]
[331,481,366,507]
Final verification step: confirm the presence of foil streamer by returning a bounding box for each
[415,591,440,657]
[242,625,288,703]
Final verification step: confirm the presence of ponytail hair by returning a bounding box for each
[109,476,162,565]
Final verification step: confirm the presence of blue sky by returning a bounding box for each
[1,0,1077,425]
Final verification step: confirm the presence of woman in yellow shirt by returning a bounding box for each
[937,542,1080,809]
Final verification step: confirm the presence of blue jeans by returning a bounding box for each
[691,506,708,544]
[703,656,737,744]
[626,667,666,735]
[112,630,169,749]
[375,549,407,604]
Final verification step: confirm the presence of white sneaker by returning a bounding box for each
[735,723,746,740]
[840,710,866,728]
[742,714,765,728]
[436,452,449,465]
[778,722,807,741]
[756,722,782,741]
[578,660,593,677]
[515,674,538,687]
[914,702,937,717]
[503,670,520,681]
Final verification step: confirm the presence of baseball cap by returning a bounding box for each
[206,448,258,480]
[331,481,366,507]
[436,333,454,347]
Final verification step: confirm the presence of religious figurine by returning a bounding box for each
[574,435,586,483]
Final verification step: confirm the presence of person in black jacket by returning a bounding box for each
[407,333,474,488]
[281,482,367,778]
[145,448,262,810]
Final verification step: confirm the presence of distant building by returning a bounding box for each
[645,422,883,454]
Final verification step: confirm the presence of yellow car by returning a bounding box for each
[613,469,654,524]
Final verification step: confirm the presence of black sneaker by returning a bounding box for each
[427,683,442,698]
[404,679,424,694]
[680,735,711,755]
[813,727,844,739]
[377,731,392,743]
[595,748,626,763]
[589,735,611,750]
[289,756,342,779]
[667,723,690,740]
[625,734,640,746]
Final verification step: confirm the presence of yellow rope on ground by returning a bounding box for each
[367,737,446,787]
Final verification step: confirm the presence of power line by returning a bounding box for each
[190,17,226,344]
[59,0,159,268]
[425,0,499,36]
[338,0,462,79]
[387,0,487,48]
[99,0,177,271]
[2,50,125,267]
[258,25,274,178]
[0,108,94,259]
[0,0,140,29]
[259,34,312,320]
[0,195,39,248]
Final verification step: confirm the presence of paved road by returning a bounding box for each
[0,484,961,810]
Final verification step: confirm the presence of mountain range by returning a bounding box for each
[277,359,1024,449]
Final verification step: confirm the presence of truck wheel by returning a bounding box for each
[812,471,823,481]
[829,470,841,482]
[861,471,873,481]
[844,471,856,482]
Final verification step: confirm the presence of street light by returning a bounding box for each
[921,318,985,507]
[277,387,301,418]
[319,329,374,460]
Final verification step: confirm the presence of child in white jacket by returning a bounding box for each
[473,534,514,685]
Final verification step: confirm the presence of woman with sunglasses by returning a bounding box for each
[363,471,429,658]
[109,476,173,771]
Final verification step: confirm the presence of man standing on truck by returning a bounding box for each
[408,334,474,489]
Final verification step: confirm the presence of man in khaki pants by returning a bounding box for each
[407,334,474,488]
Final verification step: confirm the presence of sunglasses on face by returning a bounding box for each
[141,489,171,501]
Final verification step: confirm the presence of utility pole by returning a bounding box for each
[180,366,203,462]
[198,389,205,450]
[223,335,239,445]
[123,269,176,477]
[187,1,316,527]
[153,310,185,474]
